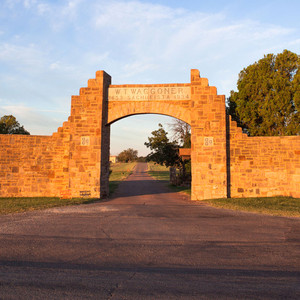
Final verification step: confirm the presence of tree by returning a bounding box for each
[137,156,147,162]
[145,124,179,167]
[168,119,191,147]
[117,148,138,162]
[144,123,189,180]
[0,115,30,135]
[228,49,300,136]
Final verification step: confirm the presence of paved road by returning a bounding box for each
[0,162,299,299]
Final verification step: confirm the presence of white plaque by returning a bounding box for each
[81,136,90,146]
[204,137,214,147]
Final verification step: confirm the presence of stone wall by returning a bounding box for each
[0,134,69,197]
[229,118,300,198]
[0,70,110,198]
[0,69,299,200]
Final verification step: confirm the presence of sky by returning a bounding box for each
[0,0,299,156]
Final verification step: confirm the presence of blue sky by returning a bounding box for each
[0,0,299,156]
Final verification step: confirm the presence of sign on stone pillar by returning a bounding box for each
[81,136,90,146]
[204,137,214,147]
[67,71,111,199]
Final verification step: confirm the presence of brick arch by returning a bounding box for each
[107,101,191,125]
[1,69,299,201]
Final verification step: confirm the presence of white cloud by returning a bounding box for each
[49,62,60,70]
[83,51,110,66]
[23,0,37,9]
[62,0,82,16]
[0,43,46,72]
[1,0,299,153]
[37,2,50,15]
[122,61,158,80]
[86,0,295,88]
[94,1,179,30]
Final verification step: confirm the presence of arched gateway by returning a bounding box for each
[0,70,299,200]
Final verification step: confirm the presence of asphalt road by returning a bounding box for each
[0,162,299,299]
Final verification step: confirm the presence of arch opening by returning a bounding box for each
[109,113,192,197]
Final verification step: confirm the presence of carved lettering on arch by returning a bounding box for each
[108,86,190,101]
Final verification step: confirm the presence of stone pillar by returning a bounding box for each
[68,71,111,198]
[190,69,227,200]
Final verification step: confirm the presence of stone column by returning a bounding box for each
[190,69,227,200]
[68,71,111,198]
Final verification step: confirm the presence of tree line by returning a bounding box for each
[0,115,30,135]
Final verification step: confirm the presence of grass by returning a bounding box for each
[168,184,192,195]
[0,197,98,215]
[109,162,137,195]
[147,162,191,195]
[146,162,299,216]
[147,161,169,181]
[1,162,298,218]
[205,196,300,217]
[0,162,137,215]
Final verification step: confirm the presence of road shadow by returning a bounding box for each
[109,179,175,198]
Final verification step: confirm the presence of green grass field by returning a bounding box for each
[146,162,299,217]
[0,162,137,215]
[0,197,98,215]
[205,196,300,217]
[147,162,191,195]
[147,161,169,180]
[109,162,137,194]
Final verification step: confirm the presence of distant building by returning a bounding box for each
[109,155,117,163]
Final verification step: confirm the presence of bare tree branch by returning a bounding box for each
[167,119,191,146]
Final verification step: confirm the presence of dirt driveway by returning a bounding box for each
[0,162,299,299]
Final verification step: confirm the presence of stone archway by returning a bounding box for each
[1,69,299,200]
[0,70,237,200]
[104,74,228,200]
